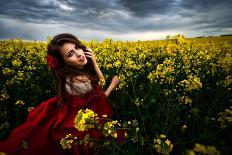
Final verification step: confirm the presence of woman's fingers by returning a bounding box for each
[84,52,92,58]
[84,51,92,55]
[112,76,120,85]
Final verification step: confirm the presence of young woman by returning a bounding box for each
[0,33,122,155]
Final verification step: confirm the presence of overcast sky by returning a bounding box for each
[0,0,232,41]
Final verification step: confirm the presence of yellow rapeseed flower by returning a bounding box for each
[160,134,166,139]
[15,100,25,105]
[73,109,98,131]
[113,133,117,138]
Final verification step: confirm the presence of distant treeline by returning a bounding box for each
[196,34,232,38]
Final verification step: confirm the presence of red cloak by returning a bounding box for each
[0,81,126,155]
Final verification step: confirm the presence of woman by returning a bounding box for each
[0,33,121,155]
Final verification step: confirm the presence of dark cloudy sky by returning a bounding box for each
[0,0,232,41]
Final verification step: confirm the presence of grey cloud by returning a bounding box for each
[117,0,179,17]
[180,0,232,11]
[0,0,231,41]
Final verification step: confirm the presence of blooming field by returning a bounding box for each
[0,35,231,154]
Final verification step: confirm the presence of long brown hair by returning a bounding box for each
[46,33,98,105]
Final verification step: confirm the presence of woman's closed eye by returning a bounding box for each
[68,50,75,57]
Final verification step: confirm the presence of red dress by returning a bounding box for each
[0,77,124,155]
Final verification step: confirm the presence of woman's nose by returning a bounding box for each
[74,50,81,57]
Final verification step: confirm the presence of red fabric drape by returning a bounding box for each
[0,83,121,155]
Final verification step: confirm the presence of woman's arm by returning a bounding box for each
[84,47,119,97]
[93,62,105,81]
[104,83,115,97]
[104,76,119,97]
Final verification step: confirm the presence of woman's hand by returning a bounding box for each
[110,76,120,89]
[85,47,97,65]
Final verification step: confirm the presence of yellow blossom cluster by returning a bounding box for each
[178,95,192,105]
[12,59,22,67]
[222,75,232,88]
[15,100,25,106]
[60,134,77,149]
[218,53,232,73]
[2,68,15,75]
[153,134,173,155]
[217,106,232,127]
[178,75,202,92]
[4,70,26,85]
[102,120,119,138]
[147,58,175,84]
[0,89,10,101]
[134,97,144,107]
[60,108,132,149]
[73,108,99,131]
[181,124,187,132]
[186,143,220,155]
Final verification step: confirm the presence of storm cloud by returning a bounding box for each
[0,0,231,41]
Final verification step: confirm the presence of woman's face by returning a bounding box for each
[59,42,88,68]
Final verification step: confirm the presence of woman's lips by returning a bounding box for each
[79,56,86,62]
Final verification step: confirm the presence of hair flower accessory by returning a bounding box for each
[46,54,60,68]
